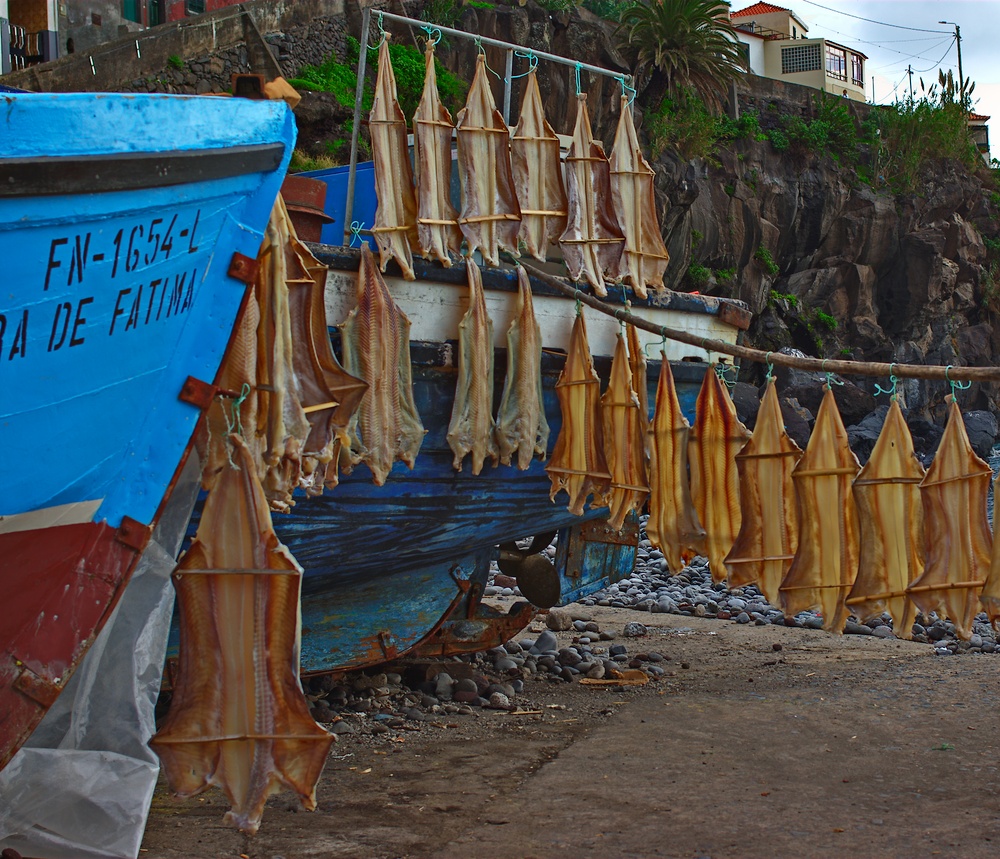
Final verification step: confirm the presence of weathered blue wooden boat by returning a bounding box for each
[269,246,750,674]
[0,91,295,771]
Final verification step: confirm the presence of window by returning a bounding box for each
[826,45,847,81]
[186,0,205,14]
[781,43,821,75]
[851,53,864,87]
[738,42,750,69]
[122,0,141,23]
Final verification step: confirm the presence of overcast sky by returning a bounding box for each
[781,0,999,160]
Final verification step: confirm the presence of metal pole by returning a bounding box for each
[956,25,963,91]
[907,64,913,100]
[502,48,513,125]
[343,5,371,246]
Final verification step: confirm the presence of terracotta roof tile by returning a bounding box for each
[731,2,792,17]
[969,113,990,121]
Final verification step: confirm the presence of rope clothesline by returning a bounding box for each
[519,262,1000,384]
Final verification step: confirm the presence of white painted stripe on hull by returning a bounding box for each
[0,499,103,535]
[324,271,739,365]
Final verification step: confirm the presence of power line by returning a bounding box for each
[796,0,950,34]
[910,37,959,74]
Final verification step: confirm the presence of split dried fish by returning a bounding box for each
[456,54,521,266]
[447,258,499,474]
[495,265,550,469]
[844,400,923,639]
[908,398,992,639]
[600,333,650,531]
[981,472,1000,632]
[626,320,649,452]
[645,356,705,573]
[558,94,624,296]
[609,96,669,299]
[725,378,801,606]
[780,387,861,633]
[151,434,333,835]
[340,243,426,485]
[688,367,750,582]
[547,310,611,515]
[413,42,462,266]
[370,38,418,280]
[511,69,567,261]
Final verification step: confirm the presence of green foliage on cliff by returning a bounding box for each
[288,37,467,119]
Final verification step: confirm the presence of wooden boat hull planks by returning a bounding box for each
[546,310,612,516]
[725,378,801,606]
[370,38,419,280]
[780,387,861,633]
[495,265,550,469]
[908,398,992,639]
[456,54,521,266]
[600,332,650,531]
[151,434,333,835]
[688,368,750,582]
[511,69,567,262]
[447,258,500,474]
[845,399,924,639]
[413,43,462,266]
[646,356,706,573]
[610,96,669,299]
[340,243,426,485]
[558,94,625,296]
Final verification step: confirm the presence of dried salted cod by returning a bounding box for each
[511,70,567,261]
[286,233,367,494]
[688,368,750,582]
[456,54,521,266]
[559,94,625,296]
[844,399,923,640]
[780,387,861,634]
[646,356,705,573]
[413,42,462,266]
[495,265,550,469]
[626,320,650,450]
[340,243,426,485]
[908,398,992,639]
[600,333,650,530]
[447,258,499,473]
[547,310,611,515]
[370,38,418,280]
[151,434,333,835]
[610,96,669,298]
[724,378,802,606]
[203,291,260,490]
[254,198,313,512]
[980,473,1000,631]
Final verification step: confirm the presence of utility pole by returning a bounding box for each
[907,64,913,100]
[871,75,875,103]
[939,21,963,90]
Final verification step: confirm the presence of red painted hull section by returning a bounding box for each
[0,521,138,770]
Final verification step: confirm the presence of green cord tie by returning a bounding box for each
[349,220,365,248]
[945,365,971,402]
[575,62,583,97]
[764,351,774,382]
[874,363,898,401]
[509,50,538,79]
[420,24,442,46]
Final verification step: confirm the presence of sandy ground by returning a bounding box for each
[141,604,1000,859]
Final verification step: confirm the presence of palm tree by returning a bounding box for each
[616,0,746,108]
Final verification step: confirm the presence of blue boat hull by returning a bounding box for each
[0,92,295,769]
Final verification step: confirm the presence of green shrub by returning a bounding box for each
[716,267,736,284]
[687,262,711,287]
[754,246,779,276]
[724,182,735,196]
[769,289,798,309]
[582,0,630,19]
[535,0,577,11]
[167,55,184,70]
[815,309,838,331]
[645,88,720,161]
[691,228,703,247]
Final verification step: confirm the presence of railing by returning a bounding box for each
[7,23,48,70]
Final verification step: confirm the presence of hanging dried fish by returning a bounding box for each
[780,387,861,634]
[413,42,462,266]
[558,94,625,296]
[547,310,611,515]
[844,399,923,640]
[286,233,367,495]
[626,320,649,451]
[600,332,649,530]
[495,265,550,469]
[151,434,333,835]
[688,367,750,582]
[340,243,426,485]
[511,69,567,261]
[908,398,992,639]
[981,472,1000,632]
[370,38,418,280]
[725,378,802,606]
[448,258,499,474]
[456,54,521,266]
[609,95,669,299]
[646,356,705,573]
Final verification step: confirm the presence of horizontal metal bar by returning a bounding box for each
[374,10,631,83]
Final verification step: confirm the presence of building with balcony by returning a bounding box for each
[731,1,868,102]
